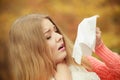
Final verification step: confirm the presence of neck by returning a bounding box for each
[54,61,72,80]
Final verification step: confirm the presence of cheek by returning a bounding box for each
[48,41,57,52]
[47,40,58,59]
[47,40,67,63]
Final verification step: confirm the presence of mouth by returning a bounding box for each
[58,43,65,52]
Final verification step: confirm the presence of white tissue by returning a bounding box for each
[72,15,99,64]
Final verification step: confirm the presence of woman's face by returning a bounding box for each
[41,18,67,64]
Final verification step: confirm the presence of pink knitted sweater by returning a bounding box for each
[87,42,120,80]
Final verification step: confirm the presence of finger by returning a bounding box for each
[97,30,101,34]
[96,27,101,34]
[96,33,101,38]
[96,27,100,31]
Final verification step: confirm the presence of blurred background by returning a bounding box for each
[0,0,120,80]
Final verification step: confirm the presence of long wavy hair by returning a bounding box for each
[9,14,74,80]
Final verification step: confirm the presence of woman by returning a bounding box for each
[9,14,120,80]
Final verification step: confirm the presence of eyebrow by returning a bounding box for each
[43,26,56,34]
[44,29,51,34]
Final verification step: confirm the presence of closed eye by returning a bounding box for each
[46,36,51,40]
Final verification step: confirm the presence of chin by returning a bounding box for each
[56,51,67,64]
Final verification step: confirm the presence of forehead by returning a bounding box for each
[41,18,54,30]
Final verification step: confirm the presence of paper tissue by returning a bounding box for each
[72,15,99,64]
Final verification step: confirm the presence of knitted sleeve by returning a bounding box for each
[87,42,120,80]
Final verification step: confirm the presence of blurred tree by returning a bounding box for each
[0,0,120,80]
[107,0,120,5]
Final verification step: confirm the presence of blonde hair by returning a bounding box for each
[9,14,74,80]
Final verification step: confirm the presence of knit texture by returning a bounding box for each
[87,42,120,80]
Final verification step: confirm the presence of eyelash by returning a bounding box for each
[46,36,51,40]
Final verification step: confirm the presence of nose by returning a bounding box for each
[55,33,63,42]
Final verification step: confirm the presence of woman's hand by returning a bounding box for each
[54,62,72,80]
[95,27,102,48]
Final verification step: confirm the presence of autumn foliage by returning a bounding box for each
[0,0,120,80]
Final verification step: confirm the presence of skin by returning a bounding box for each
[41,18,102,80]
[41,18,72,80]
[96,27,102,48]
[41,18,67,64]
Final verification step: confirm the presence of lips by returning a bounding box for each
[58,43,65,52]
